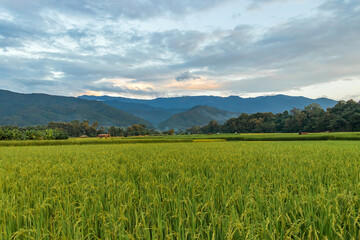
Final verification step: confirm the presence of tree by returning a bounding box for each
[303,103,326,132]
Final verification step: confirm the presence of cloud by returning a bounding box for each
[150,30,208,56]
[81,78,161,99]
[166,77,220,90]
[246,0,286,10]
[0,0,233,20]
[0,0,360,100]
[174,0,360,92]
[175,71,201,82]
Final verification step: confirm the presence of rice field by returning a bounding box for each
[1,141,360,239]
[1,132,360,147]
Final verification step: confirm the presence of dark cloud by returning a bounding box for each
[175,71,201,82]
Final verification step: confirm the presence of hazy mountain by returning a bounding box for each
[79,94,336,113]
[104,101,186,126]
[0,89,153,127]
[79,94,337,128]
[158,105,239,130]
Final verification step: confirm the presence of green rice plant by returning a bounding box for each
[0,141,360,239]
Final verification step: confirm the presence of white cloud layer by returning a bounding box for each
[0,0,360,101]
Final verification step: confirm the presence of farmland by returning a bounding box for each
[1,132,360,147]
[1,139,360,239]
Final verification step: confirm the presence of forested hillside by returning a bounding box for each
[187,101,360,134]
[159,105,238,130]
[0,90,153,128]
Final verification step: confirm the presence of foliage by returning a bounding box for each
[108,124,161,137]
[0,119,162,141]
[48,120,98,137]
[47,121,159,138]
[163,129,175,135]
[188,101,360,134]
[0,126,68,140]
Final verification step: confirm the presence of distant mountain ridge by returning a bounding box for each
[159,105,238,130]
[104,101,186,126]
[0,89,337,130]
[79,94,337,129]
[0,89,153,127]
[79,94,336,113]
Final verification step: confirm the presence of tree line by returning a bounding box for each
[47,120,162,137]
[0,126,68,140]
[0,120,168,140]
[186,100,360,134]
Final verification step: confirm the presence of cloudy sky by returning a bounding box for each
[0,0,360,100]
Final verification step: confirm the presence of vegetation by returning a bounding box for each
[1,141,360,239]
[47,120,98,137]
[0,120,168,141]
[188,100,360,134]
[0,126,68,140]
[1,132,359,147]
[0,137,194,147]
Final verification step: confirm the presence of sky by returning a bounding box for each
[0,0,360,101]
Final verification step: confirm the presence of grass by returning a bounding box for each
[1,141,360,239]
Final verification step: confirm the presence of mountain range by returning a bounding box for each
[79,94,337,129]
[0,89,152,127]
[158,105,238,130]
[79,95,336,113]
[0,89,337,129]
